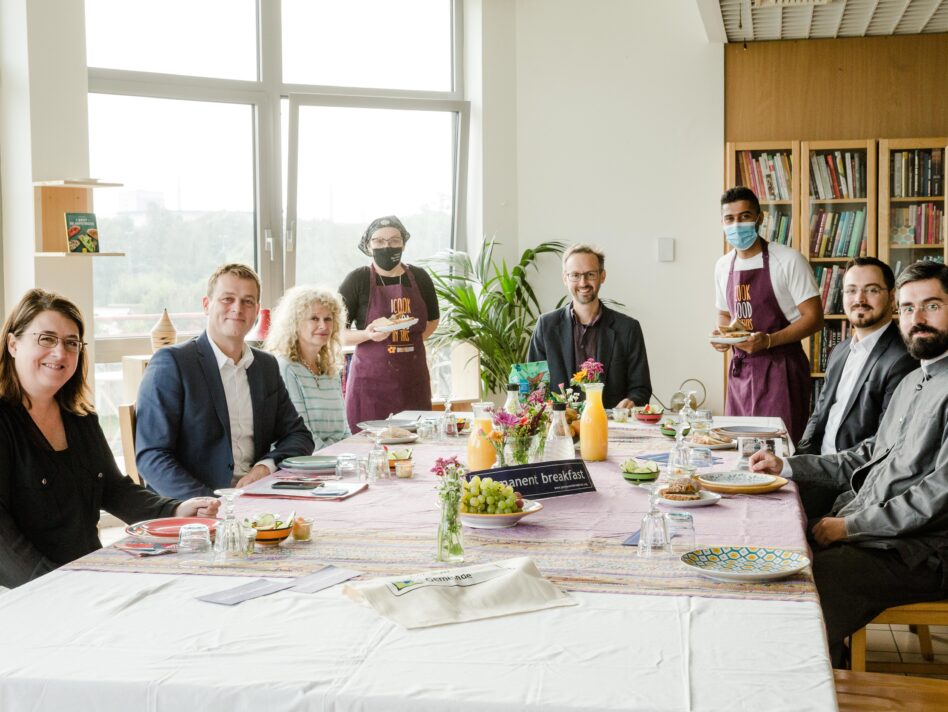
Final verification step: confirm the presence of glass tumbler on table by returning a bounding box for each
[335,453,357,479]
[177,523,212,555]
[212,487,247,562]
[665,511,696,554]
[638,484,670,558]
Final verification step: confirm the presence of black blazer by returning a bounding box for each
[136,332,314,499]
[527,303,651,409]
[796,321,917,455]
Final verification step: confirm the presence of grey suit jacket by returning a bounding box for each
[796,321,917,455]
[788,356,948,570]
[527,303,651,409]
[135,332,314,499]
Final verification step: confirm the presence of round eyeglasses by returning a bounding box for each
[897,302,944,316]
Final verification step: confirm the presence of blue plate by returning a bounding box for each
[680,546,810,582]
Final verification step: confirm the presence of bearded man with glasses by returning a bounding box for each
[528,244,651,409]
[750,260,948,668]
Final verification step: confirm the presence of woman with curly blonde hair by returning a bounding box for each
[265,286,350,448]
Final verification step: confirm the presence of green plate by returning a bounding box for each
[622,470,659,482]
[660,426,691,438]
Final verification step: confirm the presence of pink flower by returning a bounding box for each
[527,388,546,406]
[492,411,521,429]
[431,455,462,477]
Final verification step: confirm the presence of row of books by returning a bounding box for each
[813,265,845,315]
[808,322,850,373]
[891,149,944,198]
[811,379,824,412]
[737,150,793,201]
[809,151,866,200]
[888,203,945,246]
[892,254,945,278]
[760,208,792,246]
[808,207,868,258]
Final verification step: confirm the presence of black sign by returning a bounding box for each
[466,459,596,500]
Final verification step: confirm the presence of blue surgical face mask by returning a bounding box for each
[724,222,759,250]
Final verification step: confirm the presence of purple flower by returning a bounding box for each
[492,411,522,429]
[431,455,462,477]
[527,388,546,406]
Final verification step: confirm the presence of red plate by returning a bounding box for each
[126,517,218,539]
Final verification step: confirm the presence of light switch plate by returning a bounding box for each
[657,237,675,262]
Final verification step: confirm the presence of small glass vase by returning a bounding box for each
[437,470,464,563]
[503,434,545,466]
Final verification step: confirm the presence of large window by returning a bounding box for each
[84,1,467,457]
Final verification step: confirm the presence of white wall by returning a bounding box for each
[509,0,726,412]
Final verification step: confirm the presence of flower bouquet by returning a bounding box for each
[490,389,550,467]
[432,456,465,563]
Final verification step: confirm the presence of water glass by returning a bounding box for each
[367,449,389,481]
[292,516,314,542]
[691,409,713,438]
[689,446,713,471]
[417,418,438,440]
[440,412,458,438]
[665,511,696,553]
[335,453,357,479]
[638,485,670,558]
[177,523,211,555]
[241,524,257,555]
[612,407,630,423]
[357,457,371,482]
[394,459,414,478]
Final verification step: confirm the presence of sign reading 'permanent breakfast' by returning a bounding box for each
[467,459,596,500]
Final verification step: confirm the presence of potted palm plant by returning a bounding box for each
[421,238,566,398]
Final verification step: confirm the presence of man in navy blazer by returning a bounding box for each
[136,264,314,499]
[528,245,651,409]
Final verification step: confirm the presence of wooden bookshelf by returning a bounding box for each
[725,141,800,250]
[878,138,947,278]
[32,179,122,253]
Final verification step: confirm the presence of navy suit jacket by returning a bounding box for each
[135,332,314,499]
[796,321,917,455]
[527,303,651,409]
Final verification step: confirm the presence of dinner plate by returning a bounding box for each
[697,475,789,495]
[708,335,750,345]
[125,517,218,542]
[460,500,543,529]
[372,433,419,445]
[657,490,722,508]
[712,426,785,439]
[680,546,811,582]
[622,470,660,482]
[373,318,419,333]
[697,472,775,488]
[357,419,418,433]
[282,455,338,469]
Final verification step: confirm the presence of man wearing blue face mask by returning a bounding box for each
[712,187,823,444]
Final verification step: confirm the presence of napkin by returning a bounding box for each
[343,557,576,629]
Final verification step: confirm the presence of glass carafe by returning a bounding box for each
[467,402,497,471]
[580,383,608,461]
[545,402,575,461]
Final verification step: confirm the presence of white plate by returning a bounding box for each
[709,335,750,345]
[357,419,418,433]
[373,433,419,445]
[680,546,811,582]
[698,472,775,488]
[460,500,543,529]
[657,490,722,508]
[374,318,419,333]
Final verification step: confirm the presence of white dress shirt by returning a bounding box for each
[820,326,888,455]
[207,338,275,480]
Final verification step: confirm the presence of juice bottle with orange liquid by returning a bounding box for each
[580,383,608,461]
[467,402,497,471]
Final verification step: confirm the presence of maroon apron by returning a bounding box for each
[345,264,432,431]
[725,241,811,444]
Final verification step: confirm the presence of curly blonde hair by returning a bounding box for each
[264,286,347,377]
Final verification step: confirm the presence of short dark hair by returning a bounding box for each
[845,256,896,290]
[720,186,761,215]
[895,260,948,293]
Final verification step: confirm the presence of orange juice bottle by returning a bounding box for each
[580,383,608,461]
[467,402,497,471]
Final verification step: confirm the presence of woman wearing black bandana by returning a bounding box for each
[339,216,439,431]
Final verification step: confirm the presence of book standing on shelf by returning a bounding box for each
[64,212,99,253]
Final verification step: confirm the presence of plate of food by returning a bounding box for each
[460,500,543,529]
[357,419,418,433]
[125,516,219,543]
[660,423,691,438]
[709,324,753,345]
[369,427,419,445]
[657,479,721,507]
[243,512,295,545]
[690,432,735,450]
[680,546,811,583]
[632,405,664,423]
[373,316,419,333]
[620,459,660,482]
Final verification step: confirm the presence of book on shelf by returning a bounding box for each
[809,207,867,258]
[891,148,944,198]
[810,321,850,373]
[809,150,867,200]
[761,208,792,246]
[737,150,792,201]
[64,212,99,253]
[889,203,944,245]
[814,265,844,314]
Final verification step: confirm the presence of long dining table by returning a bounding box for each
[0,416,838,711]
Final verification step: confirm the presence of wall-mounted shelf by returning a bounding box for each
[32,179,122,188]
[33,179,122,253]
[35,252,125,257]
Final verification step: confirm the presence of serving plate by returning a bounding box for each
[460,500,543,529]
[697,475,789,495]
[657,490,721,508]
[680,546,810,582]
[709,335,750,345]
[712,426,785,439]
[374,318,419,333]
[125,517,218,543]
[357,419,418,433]
[697,472,775,488]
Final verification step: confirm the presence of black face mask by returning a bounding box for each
[372,247,402,271]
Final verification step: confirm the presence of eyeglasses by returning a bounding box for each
[369,238,404,248]
[565,270,601,283]
[897,302,944,316]
[26,332,86,353]
[843,286,888,297]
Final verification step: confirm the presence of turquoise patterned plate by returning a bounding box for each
[680,546,811,582]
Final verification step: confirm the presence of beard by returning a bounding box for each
[847,304,889,329]
[902,325,948,360]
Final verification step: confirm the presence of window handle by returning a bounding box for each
[285,221,295,253]
[264,229,274,262]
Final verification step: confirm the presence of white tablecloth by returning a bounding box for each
[0,569,836,711]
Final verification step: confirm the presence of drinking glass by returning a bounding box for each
[367,449,389,482]
[689,446,713,471]
[417,418,438,440]
[612,407,630,423]
[638,484,670,558]
[177,523,212,555]
[241,524,257,555]
[690,409,713,439]
[665,511,696,553]
[335,453,357,479]
[440,411,458,438]
[213,487,246,562]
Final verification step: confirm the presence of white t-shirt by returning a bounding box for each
[714,242,819,323]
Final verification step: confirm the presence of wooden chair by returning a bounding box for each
[117,403,143,486]
[851,601,948,675]
[835,670,948,711]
